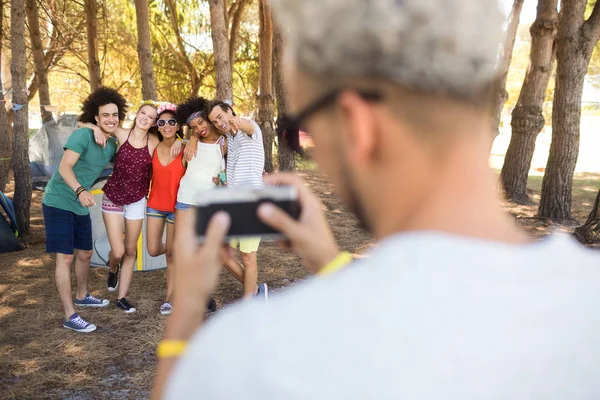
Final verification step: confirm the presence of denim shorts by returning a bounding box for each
[146,206,175,224]
[175,201,193,211]
[42,204,92,254]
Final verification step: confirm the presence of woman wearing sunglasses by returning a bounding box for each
[145,102,186,315]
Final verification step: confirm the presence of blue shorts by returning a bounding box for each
[42,204,93,254]
[146,206,175,224]
[175,201,193,211]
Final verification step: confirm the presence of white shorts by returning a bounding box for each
[101,195,146,220]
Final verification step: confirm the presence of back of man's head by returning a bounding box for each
[270,0,507,236]
[270,0,503,105]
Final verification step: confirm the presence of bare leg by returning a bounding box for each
[74,249,93,300]
[241,251,258,298]
[55,253,75,320]
[221,253,245,283]
[147,216,166,257]
[165,222,175,303]
[103,212,125,273]
[117,218,144,300]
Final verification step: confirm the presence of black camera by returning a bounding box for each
[195,185,300,241]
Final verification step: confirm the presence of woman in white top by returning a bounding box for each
[178,97,261,301]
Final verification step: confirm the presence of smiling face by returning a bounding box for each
[95,103,119,134]
[208,105,233,133]
[157,111,179,140]
[188,115,211,138]
[135,105,158,130]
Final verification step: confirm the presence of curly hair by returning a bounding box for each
[176,96,210,126]
[78,87,128,124]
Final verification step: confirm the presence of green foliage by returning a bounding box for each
[27,0,260,116]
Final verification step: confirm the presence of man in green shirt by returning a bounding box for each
[42,87,127,333]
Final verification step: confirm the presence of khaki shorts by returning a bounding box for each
[230,237,261,253]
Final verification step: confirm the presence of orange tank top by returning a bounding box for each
[147,151,186,212]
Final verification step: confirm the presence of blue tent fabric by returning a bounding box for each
[0,191,23,253]
[0,191,20,237]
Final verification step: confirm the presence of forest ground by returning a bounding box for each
[1,167,598,399]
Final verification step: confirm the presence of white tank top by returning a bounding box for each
[177,137,225,205]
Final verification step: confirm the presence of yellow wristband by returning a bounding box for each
[157,340,187,359]
[317,251,353,277]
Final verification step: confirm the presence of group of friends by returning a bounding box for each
[42,87,268,333]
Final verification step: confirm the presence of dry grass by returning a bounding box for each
[0,167,598,399]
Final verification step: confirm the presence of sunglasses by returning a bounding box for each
[276,89,383,155]
[157,119,177,127]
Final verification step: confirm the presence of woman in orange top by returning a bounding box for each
[145,102,186,315]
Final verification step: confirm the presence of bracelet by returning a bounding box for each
[75,186,85,198]
[157,340,187,359]
[317,251,353,277]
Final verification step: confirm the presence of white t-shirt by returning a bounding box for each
[226,119,265,188]
[166,232,600,399]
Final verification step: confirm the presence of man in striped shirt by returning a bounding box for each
[208,101,268,301]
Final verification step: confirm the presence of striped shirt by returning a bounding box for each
[226,119,264,188]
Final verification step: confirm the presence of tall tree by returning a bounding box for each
[273,24,294,171]
[491,0,525,138]
[0,0,11,191]
[257,0,275,172]
[574,189,600,243]
[229,0,250,70]
[84,0,102,90]
[209,0,233,100]
[26,0,54,122]
[500,0,558,204]
[134,0,157,100]
[163,0,205,97]
[538,0,600,220]
[11,0,32,233]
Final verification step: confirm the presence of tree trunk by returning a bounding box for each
[209,0,233,101]
[273,24,294,171]
[574,189,600,243]
[134,0,157,100]
[26,0,53,123]
[0,0,11,192]
[84,0,102,90]
[538,0,600,220]
[257,0,275,173]
[11,0,32,233]
[491,0,525,138]
[229,0,250,71]
[500,0,558,204]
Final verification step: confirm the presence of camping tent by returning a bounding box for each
[89,178,166,271]
[29,114,112,190]
[0,191,24,253]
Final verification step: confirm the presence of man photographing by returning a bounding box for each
[153,0,600,398]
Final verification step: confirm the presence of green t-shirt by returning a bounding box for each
[43,128,117,215]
